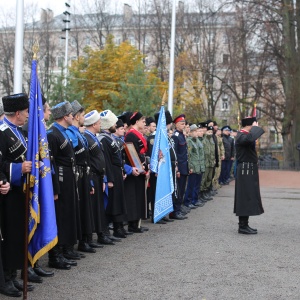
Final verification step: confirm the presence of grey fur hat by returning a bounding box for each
[51,101,73,120]
[0,99,3,115]
[71,100,84,116]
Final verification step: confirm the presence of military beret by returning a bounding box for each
[207,126,214,131]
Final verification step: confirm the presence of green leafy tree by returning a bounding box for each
[107,65,166,115]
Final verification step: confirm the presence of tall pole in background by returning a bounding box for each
[14,0,24,93]
[168,0,176,115]
[62,2,71,88]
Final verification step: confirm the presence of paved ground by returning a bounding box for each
[3,170,300,300]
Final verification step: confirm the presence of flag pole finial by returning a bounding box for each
[32,40,39,60]
[162,91,167,106]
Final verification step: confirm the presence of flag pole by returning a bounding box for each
[14,0,24,93]
[167,0,176,115]
[23,41,39,300]
[23,171,30,300]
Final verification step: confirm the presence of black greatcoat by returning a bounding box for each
[0,153,8,283]
[98,132,126,222]
[0,122,27,270]
[234,126,265,216]
[47,125,81,245]
[66,126,94,236]
[83,130,107,233]
[124,131,147,221]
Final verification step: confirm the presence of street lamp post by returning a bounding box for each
[62,2,71,88]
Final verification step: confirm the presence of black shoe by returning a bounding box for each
[238,226,257,234]
[180,206,191,213]
[88,241,104,248]
[48,258,71,270]
[78,242,96,253]
[97,235,115,245]
[63,248,81,260]
[13,280,34,292]
[0,281,22,297]
[203,192,213,200]
[121,227,134,235]
[33,265,54,277]
[169,213,187,220]
[140,226,149,231]
[128,227,144,233]
[193,201,205,207]
[186,204,197,209]
[60,256,77,266]
[21,267,43,283]
[113,229,126,238]
[156,220,167,224]
[107,235,122,242]
[247,225,257,232]
[162,217,174,222]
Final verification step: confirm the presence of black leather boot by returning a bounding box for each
[21,266,43,283]
[33,260,54,277]
[48,246,71,270]
[63,245,81,260]
[78,240,96,253]
[0,280,22,297]
[238,217,257,234]
[113,222,126,238]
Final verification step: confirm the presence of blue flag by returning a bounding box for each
[27,59,58,266]
[150,106,174,223]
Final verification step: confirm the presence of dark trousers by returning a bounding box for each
[219,160,231,183]
[184,173,202,206]
[174,175,187,212]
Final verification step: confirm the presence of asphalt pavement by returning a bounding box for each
[2,170,300,300]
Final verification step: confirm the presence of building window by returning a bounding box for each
[222,98,229,111]
[59,38,65,47]
[193,36,200,44]
[269,129,276,143]
[84,37,90,45]
[223,54,229,64]
[128,35,135,46]
[115,36,121,45]
[57,56,64,68]
[144,35,150,46]
[223,33,229,44]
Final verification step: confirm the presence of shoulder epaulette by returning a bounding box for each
[0,123,8,132]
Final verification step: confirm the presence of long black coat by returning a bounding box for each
[83,130,107,233]
[124,131,147,221]
[0,121,27,270]
[98,132,126,222]
[47,125,81,245]
[66,126,94,236]
[234,126,265,216]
